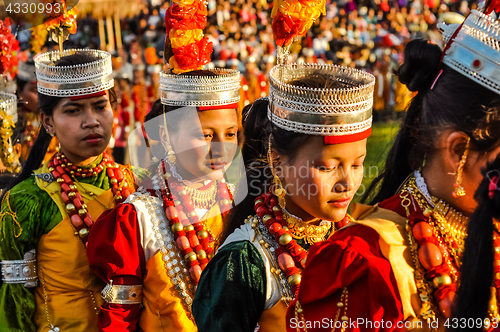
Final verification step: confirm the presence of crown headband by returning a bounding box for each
[439,10,500,95]
[34,49,114,97]
[0,92,17,123]
[159,68,241,107]
[268,63,375,138]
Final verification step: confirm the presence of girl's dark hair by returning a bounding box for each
[2,52,117,195]
[221,72,347,242]
[451,153,500,330]
[363,39,500,204]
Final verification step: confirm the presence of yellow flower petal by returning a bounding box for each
[169,29,204,49]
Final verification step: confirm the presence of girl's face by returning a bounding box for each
[41,92,114,165]
[18,81,38,114]
[278,137,367,222]
[460,146,500,215]
[164,108,239,182]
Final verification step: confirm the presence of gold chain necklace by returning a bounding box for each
[408,177,468,264]
[180,181,218,210]
[282,209,333,245]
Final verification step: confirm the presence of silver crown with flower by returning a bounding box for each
[268,63,375,136]
[0,92,18,123]
[34,49,114,97]
[438,8,500,94]
[159,68,241,107]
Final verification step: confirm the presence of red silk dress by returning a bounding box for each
[286,198,442,332]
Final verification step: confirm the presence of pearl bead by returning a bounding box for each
[184,224,195,232]
[65,203,76,213]
[197,230,209,239]
[279,233,292,246]
[196,250,207,260]
[79,228,89,238]
[288,273,302,287]
[187,211,197,218]
[172,223,183,233]
[432,274,452,289]
[174,200,181,206]
[341,316,348,322]
[262,214,272,222]
[272,206,281,212]
[110,178,118,184]
[337,302,344,308]
[67,192,76,198]
[179,189,188,196]
[78,209,87,217]
[57,178,64,183]
[185,251,198,262]
[254,199,264,205]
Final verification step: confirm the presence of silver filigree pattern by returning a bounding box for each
[440,10,500,95]
[253,215,294,304]
[0,92,18,123]
[268,63,375,136]
[160,68,241,107]
[34,172,55,183]
[34,49,114,97]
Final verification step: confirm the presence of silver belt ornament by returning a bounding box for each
[1,249,38,287]
[101,279,143,304]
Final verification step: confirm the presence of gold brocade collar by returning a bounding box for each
[282,208,333,245]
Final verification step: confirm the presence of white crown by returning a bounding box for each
[34,49,114,97]
[159,68,241,107]
[439,10,500,94]
[268,63,375,136]
[0,92,18,123]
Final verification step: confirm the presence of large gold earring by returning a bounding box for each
[163,106,176,165]
[268,134,286,208]
[452,137,470,198]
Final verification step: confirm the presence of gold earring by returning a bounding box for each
[452,137,470,198]
[268,134,286,208]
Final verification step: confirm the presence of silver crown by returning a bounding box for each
[440,10,500,95]
[159,68,241,107]
[0,92,18,123]
[34,49,114,97]
[17,61,36,82]
[268,63,375,136]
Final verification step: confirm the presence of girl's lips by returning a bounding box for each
[83,134,103,145]
[84,137,103,145]
[209,162,227,170]
[328,197,352,208]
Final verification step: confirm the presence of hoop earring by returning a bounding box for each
[268,133,286,208]
[452,137,470,198]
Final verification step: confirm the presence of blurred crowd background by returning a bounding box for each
[12,0,476,167]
